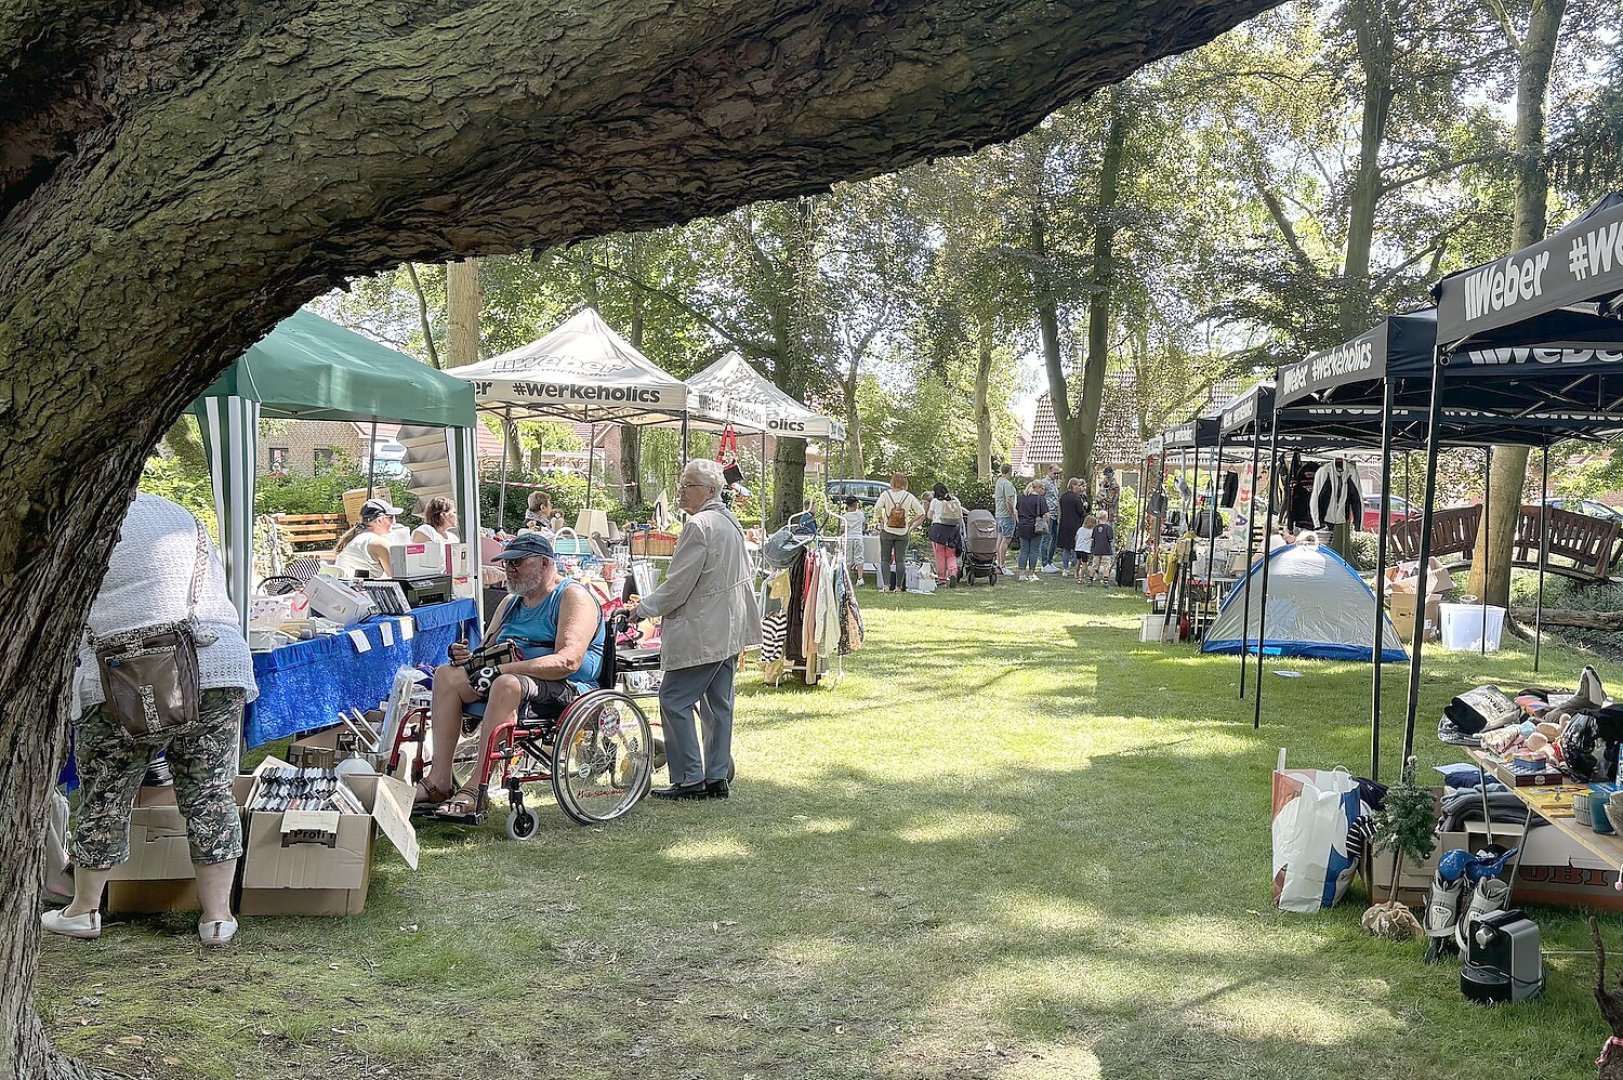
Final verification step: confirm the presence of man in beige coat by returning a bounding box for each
[633,459,762,800]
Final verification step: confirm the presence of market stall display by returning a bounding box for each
[192,309,483,631]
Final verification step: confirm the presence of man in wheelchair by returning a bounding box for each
[416,533,606,820]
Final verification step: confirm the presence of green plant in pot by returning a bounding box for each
[1361,756,1434,942]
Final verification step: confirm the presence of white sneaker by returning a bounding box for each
[41,908,101,939]
[199,917,239,948]
[1042,565,1062,574]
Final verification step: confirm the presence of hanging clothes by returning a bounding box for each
[1311,458,1363,529]
[816,552,840,659]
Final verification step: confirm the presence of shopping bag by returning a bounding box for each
[1270,750,1361,913]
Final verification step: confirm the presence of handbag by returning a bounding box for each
[91,519,213,737]
[550,527,597,557]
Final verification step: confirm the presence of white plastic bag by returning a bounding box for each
[1271,750,1361,913]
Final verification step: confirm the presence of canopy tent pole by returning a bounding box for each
[198,395,261,634]
[1481,445,1492,656]
[1238,428,1262,699]
[762,431,770,530]
[681,410,691,465]
[447,425,486,626]
[496,408,512,532]
[1535,445,1550,672]
[366,418,379,499]
[1402,349,1449,763]
[1252,419,1281,730]
[1370,379,1395,783]
[585,421,597,510]
[1204,436,1222,631]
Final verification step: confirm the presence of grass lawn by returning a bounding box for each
[37,576,1623,1079]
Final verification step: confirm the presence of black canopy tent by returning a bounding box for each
[1380,195,1623,769]
[1267,287,1623,777]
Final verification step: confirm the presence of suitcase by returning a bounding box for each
[1115,550,1137,587]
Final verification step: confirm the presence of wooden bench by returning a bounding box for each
[1389,505,1481,563]
[1386,503,1620,582]
[269,513,347,551]
[1511,504,1622,582]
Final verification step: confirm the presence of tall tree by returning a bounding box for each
[0,4,1301,1072]
[1468,0,1567,606]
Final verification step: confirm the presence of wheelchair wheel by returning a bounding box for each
[505,805,540,841]
[551,691,654,826]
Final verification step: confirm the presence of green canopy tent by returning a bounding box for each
[191,309,481,631]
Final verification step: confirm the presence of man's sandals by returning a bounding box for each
[412,778,485,824]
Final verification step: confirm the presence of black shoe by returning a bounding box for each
[651,782,707,801]
[705,779,730,799]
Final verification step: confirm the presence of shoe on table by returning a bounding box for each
[199,917,239,948]
[41,908,100,940]
[652,781,708,801]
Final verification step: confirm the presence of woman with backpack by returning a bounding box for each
[927,482,965,588]
[873,474,924,593]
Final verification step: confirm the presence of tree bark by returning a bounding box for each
[445,257,482,368]
[842,372,866,480]
[1469,0,1565,607]
[974,318,995,480]
[0,3,1285,1074]
[1032,207,1083,475]
[1073,87,1130,484]
[622,301,646,506]
[403,263,442,369]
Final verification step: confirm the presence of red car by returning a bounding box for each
[1362,495,1418,531]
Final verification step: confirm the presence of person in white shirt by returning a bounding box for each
[840,496,868,586]
[411,496,460,545]
[1073,513,1094,584]
[44,494,256,947]
[872,474,925,593]
[927,482,965,587]
[333,497,402,578]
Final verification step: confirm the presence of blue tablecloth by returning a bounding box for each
[246,599,477,747]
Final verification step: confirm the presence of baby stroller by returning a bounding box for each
[959,509,1000,586]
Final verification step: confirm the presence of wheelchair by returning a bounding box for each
[387,608,666,837]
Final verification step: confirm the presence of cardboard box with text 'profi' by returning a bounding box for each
[237,765,419,917]
[104,776,255,915]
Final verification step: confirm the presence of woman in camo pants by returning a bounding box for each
[43,494,256,947]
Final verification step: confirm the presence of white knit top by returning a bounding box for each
[76,494,257,708]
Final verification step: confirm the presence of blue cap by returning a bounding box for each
[492,533,555,561]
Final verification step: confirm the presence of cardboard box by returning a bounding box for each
[238,770,418,917]
[388,541,448,576]
[1387,591,1441,644]
[105,778,254,915]
[303,575,375,625]
[1363,790,1623,912]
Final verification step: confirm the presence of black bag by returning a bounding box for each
[1443,685,1519,736]
[92,519,212,736]
[1115,550,1137,587]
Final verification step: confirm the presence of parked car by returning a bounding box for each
[1362,494,1418,531]
[1541,497,1623,526]
[826,479,889,507]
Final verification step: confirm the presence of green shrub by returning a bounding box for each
[256,469,417,524]
[140,455,218,537]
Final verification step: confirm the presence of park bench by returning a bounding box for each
[269,512,348,551]
[1386,503,1619,582]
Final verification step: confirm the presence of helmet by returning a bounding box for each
[1436,849,1472,884]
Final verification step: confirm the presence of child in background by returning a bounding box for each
[841,496,868,586]
[1089,515,1117,586]
[1074,514,1095,584]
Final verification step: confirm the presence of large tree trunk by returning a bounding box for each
[445,257,482,367]
[0,3,1285,1074]
[1469,0,1566,607]
[1032,208,1084,473]
[1073,88,1129,484]
[1340,0,1396,337]
[622,304,646,507]
[974,319,995,480]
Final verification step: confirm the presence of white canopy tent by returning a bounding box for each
[686,351,846,441]
[450,306,717,518]
[685,351,846,525]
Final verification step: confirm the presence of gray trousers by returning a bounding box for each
[878,532,908,590]
[657,656,737,786]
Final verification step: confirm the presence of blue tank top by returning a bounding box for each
[494,580,605,692]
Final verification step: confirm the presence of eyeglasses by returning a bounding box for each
[678,481,705,491]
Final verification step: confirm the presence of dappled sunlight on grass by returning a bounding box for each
[34,579,1623,1079]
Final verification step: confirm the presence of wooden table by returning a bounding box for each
[1469,749,1623,871]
